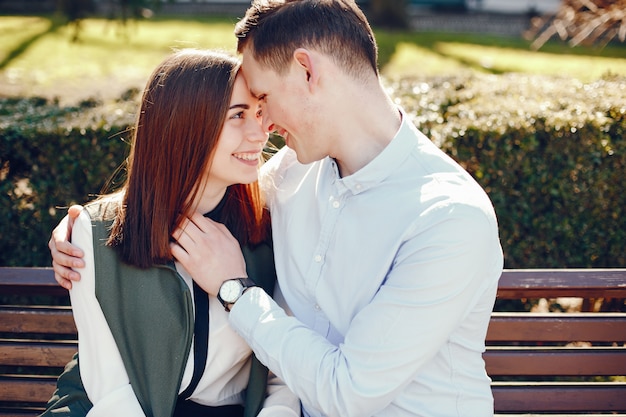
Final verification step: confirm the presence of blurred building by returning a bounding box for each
[470,0,560,14]
[1,0,562,16]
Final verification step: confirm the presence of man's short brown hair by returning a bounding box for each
[235,0,379,79]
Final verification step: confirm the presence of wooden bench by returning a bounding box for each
[488,269,626,416]
[1,267,625,416]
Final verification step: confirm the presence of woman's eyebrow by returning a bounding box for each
[229,103,250,110]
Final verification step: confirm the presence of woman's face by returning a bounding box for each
[193,73,267,213]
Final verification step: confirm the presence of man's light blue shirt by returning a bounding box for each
[231,109,504,417]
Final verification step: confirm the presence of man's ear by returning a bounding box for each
[293,48,319,90]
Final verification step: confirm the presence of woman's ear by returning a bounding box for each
[293,48,319,90]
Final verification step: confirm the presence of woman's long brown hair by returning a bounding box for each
[102,49,269,269]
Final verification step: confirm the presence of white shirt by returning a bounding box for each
[230,109,504,417]
[70,211,300,417]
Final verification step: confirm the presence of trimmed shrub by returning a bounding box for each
[0,95,136,266]
[1,73,625,268]
[392,73,626,268]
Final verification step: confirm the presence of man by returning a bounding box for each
[51,1,503,416]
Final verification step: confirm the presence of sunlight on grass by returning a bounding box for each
[382,42,472,79]
[376,28,626,82]
[0,16,238,98]
[1,15,625,102]
[0,16,50,44]
[436,43,626,82]
[20,19,233,69]
[0,16,52,63]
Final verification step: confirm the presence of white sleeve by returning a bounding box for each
[230,204,502,416]
[70,211,146,416]
[257,370,301,417]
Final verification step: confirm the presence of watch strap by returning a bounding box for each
[238,277,257,290]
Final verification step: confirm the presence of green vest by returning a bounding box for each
[41,202,276,417]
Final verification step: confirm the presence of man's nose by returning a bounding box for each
[262,114,275,133]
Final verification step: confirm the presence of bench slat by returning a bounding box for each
[1,267,625,415]
[0,341,77,368]
[0,411,43,417]
[0,375,57,404]
[492,382,626,413]
[0,306,76,335]
[498,269,626,299]
[487,312,626,342]
[0,268,64,297]
[485,347,626,376]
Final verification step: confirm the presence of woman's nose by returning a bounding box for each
[249,119,269,144]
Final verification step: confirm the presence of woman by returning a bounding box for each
[40,49,299,417]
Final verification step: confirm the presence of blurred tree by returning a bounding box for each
[58,0,96,42]
[525,0,626,49]
[369,0,409,29]
[103,0,156,38]
[57,0,158,41]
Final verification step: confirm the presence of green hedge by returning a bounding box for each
[393,73,626,268]
[1,73,625,268]
[1,95,137,266]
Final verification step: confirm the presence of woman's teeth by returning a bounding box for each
[233,152,260,161]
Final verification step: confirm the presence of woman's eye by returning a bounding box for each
[230,111,244,120]
[256,108,263,118]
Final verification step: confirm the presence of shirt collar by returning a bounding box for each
[329,107,417,195]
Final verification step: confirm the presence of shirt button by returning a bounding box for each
[314,304,321,311]
[314,255,322,262]
[332,201,340,209]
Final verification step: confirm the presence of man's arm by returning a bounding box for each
[172,206,503,416]
[257,370,301,417]
[49,205,85,289]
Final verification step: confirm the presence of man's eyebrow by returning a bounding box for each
[229,103,250,110]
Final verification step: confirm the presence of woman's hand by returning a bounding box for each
[170,212,247,296]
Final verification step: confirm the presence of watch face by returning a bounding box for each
[219,280,242,303]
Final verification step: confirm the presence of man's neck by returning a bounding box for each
[333,91,401,177]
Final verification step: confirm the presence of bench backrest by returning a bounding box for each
[1,267,625,415]
[487,269,626,414]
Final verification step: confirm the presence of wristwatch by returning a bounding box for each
[217,278,257,311]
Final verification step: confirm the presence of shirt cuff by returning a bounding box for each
[86,384,145,417]
[257,405,301,417]
[230,286,276,339]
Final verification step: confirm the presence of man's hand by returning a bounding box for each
[49,205,85,290]
[171,212,247,296]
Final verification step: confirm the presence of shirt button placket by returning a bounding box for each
[330,195,341,209]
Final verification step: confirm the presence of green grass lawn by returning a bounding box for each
[1,14,625,102]
[0,15,242,100]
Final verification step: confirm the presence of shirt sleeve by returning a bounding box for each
[70,211,146,416]
[257,371,301,417]
[230,203,502,417]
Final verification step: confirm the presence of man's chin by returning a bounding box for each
[294,152,323,166]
